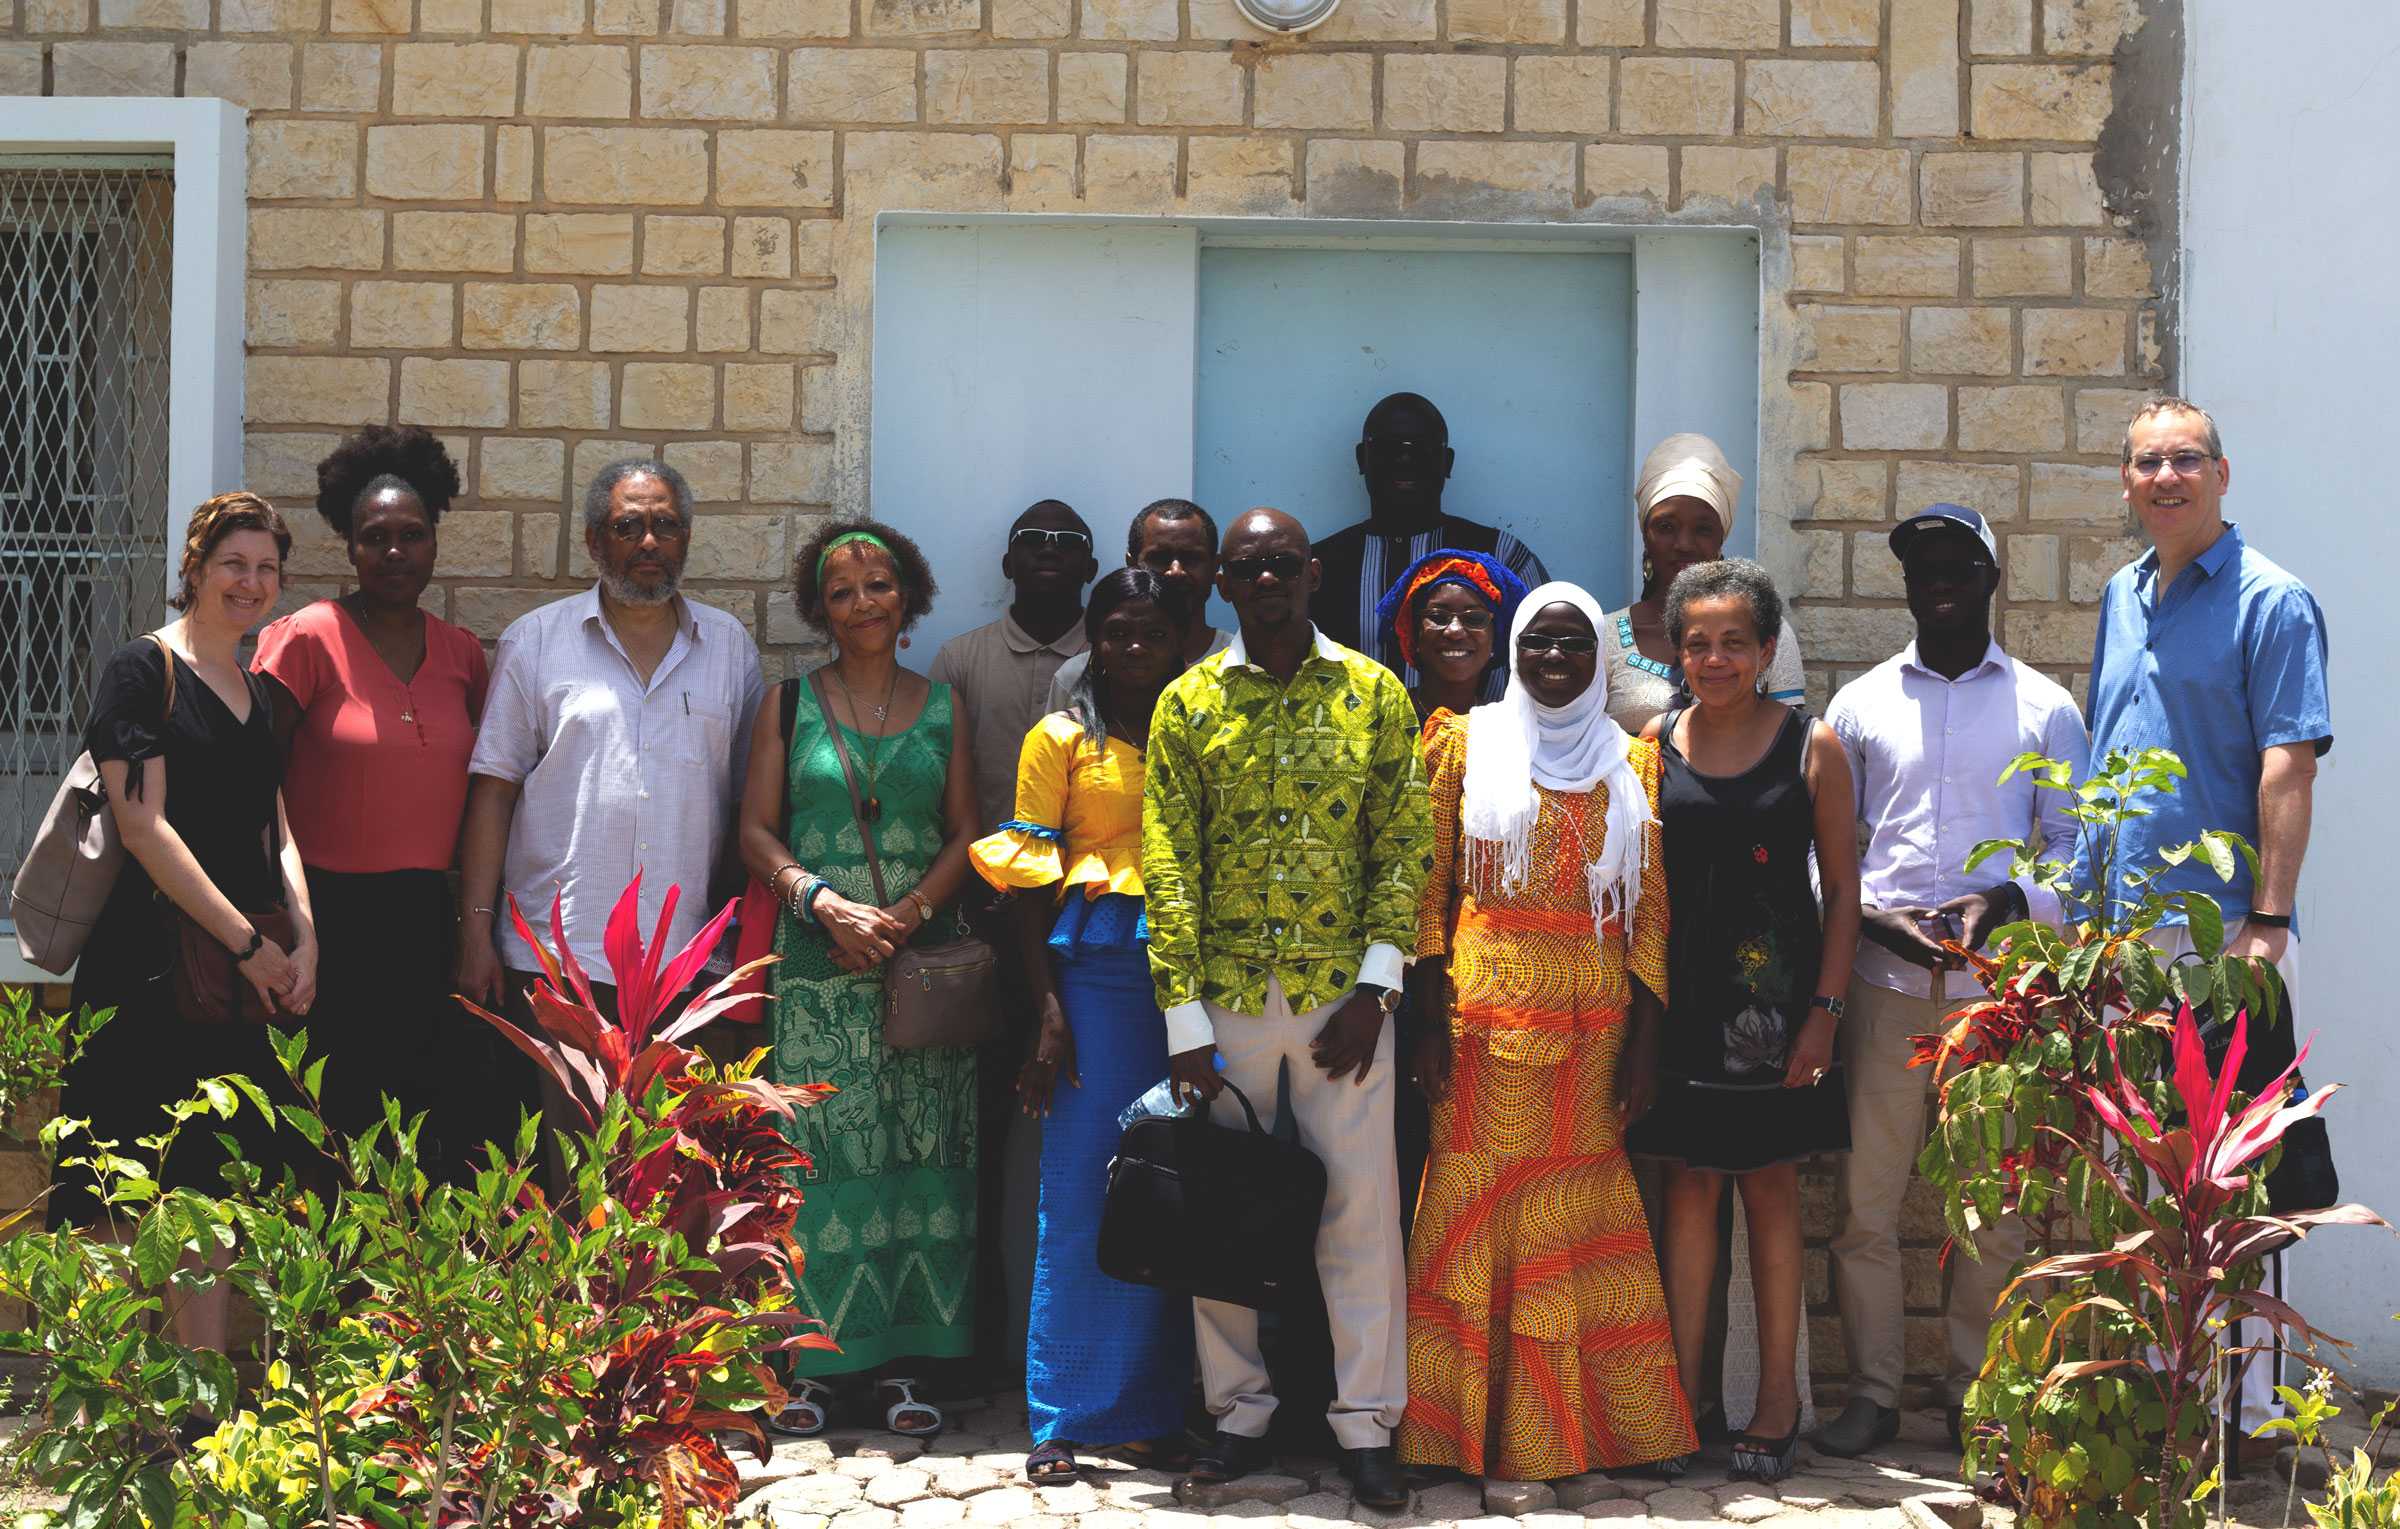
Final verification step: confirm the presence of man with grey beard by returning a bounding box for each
[457,458,763,1075]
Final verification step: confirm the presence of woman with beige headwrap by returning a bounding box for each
[1603,433,1806,731]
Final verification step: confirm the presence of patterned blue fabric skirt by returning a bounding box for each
[1027,898,1191,1446]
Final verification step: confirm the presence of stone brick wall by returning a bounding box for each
[2,0,2171,1405]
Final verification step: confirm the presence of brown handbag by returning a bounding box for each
[10,634,174,972]
[811,671,997,1050]
[172,902,303,1025]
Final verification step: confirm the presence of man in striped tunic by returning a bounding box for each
[1308,391,1549,697]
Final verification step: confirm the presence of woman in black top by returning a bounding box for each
[49,492,316,1357]
[1626,558,1859,1483]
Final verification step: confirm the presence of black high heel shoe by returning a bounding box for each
[1729,1417,1803,1483]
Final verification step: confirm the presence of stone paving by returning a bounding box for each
[734,1394,2344,1529]
[737,1398,2007,1529]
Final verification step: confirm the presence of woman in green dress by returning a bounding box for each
[737,519,981,1439]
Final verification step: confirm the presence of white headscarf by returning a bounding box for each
[1460,581,1656,942]
[1635,432,1743,536]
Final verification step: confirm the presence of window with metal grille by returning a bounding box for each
[0,159,174,908]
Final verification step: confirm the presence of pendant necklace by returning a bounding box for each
[839,665,901,821]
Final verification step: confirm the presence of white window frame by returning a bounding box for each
[0,98,247,985]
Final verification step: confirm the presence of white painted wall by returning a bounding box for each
[2183,0,2400,1382]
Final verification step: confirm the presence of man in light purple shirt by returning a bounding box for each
[1815,505,2089,1458]
[457,458,764,1017]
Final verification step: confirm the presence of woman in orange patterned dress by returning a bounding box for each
[1399,581,1697,1482]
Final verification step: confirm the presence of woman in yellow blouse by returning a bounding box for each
[1401,582,1697,1483]
[971,568,1196,1484]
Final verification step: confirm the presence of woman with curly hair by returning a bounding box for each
[251,425,490,1174]
[737,519,981,1440]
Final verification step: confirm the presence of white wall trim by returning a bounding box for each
[0,96,249,607]
[0,97,247,964]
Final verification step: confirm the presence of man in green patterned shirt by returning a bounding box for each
[1141,507,1432,1509]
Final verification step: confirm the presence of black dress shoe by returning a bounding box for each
[1185,1429,1269,1483]
[1341,1445,1410,1511]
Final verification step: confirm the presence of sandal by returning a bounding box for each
[765,1378,834,1439]
[876,1377,944,1438]
[1026,1439,1081,1483]
[1729,1420,1803,1484]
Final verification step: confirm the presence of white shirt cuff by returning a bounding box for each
[1360,942,1406,992]
[1164,999,1215,1056]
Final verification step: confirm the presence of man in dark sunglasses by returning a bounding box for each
[1143,507,1431,1509]
[925,496,1098,1382]
[1310,391,1549,696]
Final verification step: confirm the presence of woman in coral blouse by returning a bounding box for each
[253,426,489,1174]
[971,568,1196,1484]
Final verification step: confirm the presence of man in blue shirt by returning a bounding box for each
[2085,396,2331,954]
[2085,395,2331,1446]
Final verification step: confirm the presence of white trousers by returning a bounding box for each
[2145,923,2301,1438]
[1193,979,1408,1450]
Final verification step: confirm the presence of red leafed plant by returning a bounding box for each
[434,876,841,1524]
[1996,1004,2385,1529]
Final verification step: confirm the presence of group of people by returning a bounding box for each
[47,391,2328,1492]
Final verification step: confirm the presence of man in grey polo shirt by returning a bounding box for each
[456,458,764,1049]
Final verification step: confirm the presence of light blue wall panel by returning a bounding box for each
[871,221,1198,663]
[1194,244,1636,608]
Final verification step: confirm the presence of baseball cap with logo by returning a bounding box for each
[1888,503,1998,565]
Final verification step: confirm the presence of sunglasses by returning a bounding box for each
[1221,552,1306,582]
[1011,527,1092,552]
[1516,632,1599,656]
[604,514,689,544]
[1419,608,1495,631]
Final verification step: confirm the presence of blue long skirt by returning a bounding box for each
[1027,903,1192,1446]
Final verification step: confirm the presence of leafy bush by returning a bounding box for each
[0,877,828,1528]
[1916,748,2385,1529]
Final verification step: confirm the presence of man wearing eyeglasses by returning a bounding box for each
[925,497,1099,1386]
[1310,392,1548,696]
[457,458,765,1165]
[2085,397,2331,1450]
[1142,508,1431,1510]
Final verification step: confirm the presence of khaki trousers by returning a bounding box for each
[1194,979,1408,1450]
[1830,979,2025,1408]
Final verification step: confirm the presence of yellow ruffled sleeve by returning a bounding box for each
[970,714,1074,894]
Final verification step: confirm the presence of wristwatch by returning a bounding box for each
[2246,911,2292,929]
[1809,994,1846,1021]
[1361,983,1403,1017]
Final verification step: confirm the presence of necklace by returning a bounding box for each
[836,665,901,821]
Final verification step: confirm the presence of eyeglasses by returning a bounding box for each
[1515,632,1599,656]
[1419,608,1495,632]
[605,514,689,544]
[1221,552,1305,582]
[2129,450,2216,479]
[1011,527,1092,552]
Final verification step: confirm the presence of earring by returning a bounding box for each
[899,633,911,650]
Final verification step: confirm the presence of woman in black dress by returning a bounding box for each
[1626,558,1858,1483]
[49,492,316,1357]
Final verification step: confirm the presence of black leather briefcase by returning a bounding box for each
[1097,1079,1328,1311]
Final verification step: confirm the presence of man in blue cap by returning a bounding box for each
[1816,504,2090,1456]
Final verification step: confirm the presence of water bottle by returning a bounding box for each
[1118,1078,1193,1131]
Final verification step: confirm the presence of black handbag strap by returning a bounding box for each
[810,669,889,906]
[1208,1077,1269,1136]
